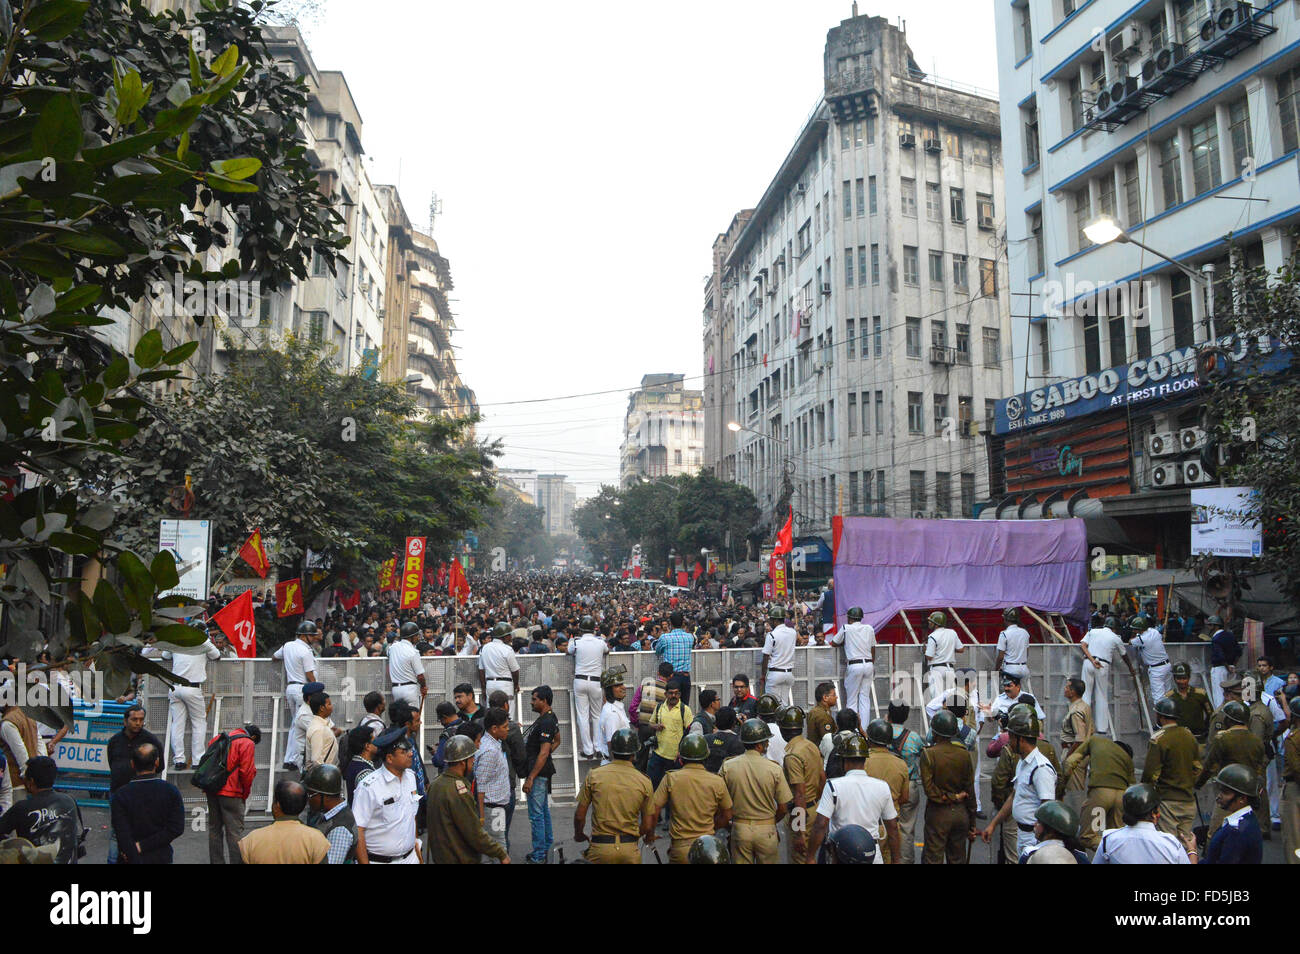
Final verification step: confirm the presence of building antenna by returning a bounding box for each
[428,192,443,234]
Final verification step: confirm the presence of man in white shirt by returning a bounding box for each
[353,727,421,864]
[760,606,798,705]
[995,608,1033,692]
[981,704,1056,858]
[923,611,964,704]
[984,673,1044,724]
[804,734,900,864]
[1080,617,1137,735]
[568,616,608,759]
[145,633,221,770]
[830,606,876,721]
[387,622,425,710]
[1093,783,1195,864]
[477,622,520,719]
[1127,614,1172,705]
[272,620,319,771]
[595,667,630,765]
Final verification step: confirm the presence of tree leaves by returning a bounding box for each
[32,94,82,160]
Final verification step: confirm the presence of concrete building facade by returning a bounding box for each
[536,474,577,536]
[619,374,705,487]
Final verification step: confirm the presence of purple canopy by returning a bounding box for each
[832,517,1089,634]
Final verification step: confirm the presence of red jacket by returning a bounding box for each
[209,729,257,800]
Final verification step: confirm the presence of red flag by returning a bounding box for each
[676,570,688,587]
[436,562,449,587]
[340,588,360,611]
[212,590,256,657]
[773,506,793,556]
[448,559,469,605]
[238,528,270,578]
[692,561,703,581]
[275,577,304,618]
[632,565,642,579]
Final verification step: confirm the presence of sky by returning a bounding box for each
[303,0,1002,495]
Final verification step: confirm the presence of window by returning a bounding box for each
[857,246,867,286]
[842,181,853,218]
[979,259,996,297]
[1067,74,1084,132]
[797,219,812,257]
[1123,159,1142,226]
[855,178,865,216]
[868,176,877,214]
[847,318,856,359]
[955,323,971,364]
[675,449,682,466]
[849,471,859,512]
[844,248,855,288]
[952,254,968,290]
[1073,186,1092,250]
[1189,115,1221,195]
[960,474,975,517]
[1084,314,1101,375]
[866,115,875,144]
[848,393,857,435]
[1159,134,1183,210]
[977,193,995,227]
[876,468,886,513]
[872,316,882,356]
[1109,314,1127,368]
[861,391,870,434]
[949,188,966,223]
[910,471,927,512]
[972,136,992,166]
[870,245,880,284]
[1148,9,1168,48]
[984,399,997,429]
[983,327,1001,366]
[1278,67,1300,154]
[935,473,952,515]
[1227,97,1252,176]
[901,178,917,217]
[1063,0,1077,18]
[943,130,962,157]
[1022,102,1040,167]
[932,320,948,351]
[1097,173,1116,219]
[926,182,942,221]
[903,246,919,285]
[1175,0,1210,46]
[312,249,329,276]
[840,124,852,150]
[929,251,944,284]
[1038,321,1051,374]
[1030,211,1044,274]
[1171,272,1195,348]
[814,202,821,240]
[933,393,949,434]
[958,395,973,430]
[854,120,865,147]
[908,394,925,434]
[1015,3,1033,58]
[906,317,922,357]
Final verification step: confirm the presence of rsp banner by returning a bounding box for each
[400,536,426,610]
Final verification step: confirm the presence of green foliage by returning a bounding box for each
[475,488,554,569]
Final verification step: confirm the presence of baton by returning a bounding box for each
[653,846,665,864]
[557,847,565,864]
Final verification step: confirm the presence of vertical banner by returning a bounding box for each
[377,553,399,592]
[762,581,773,600]
[400,536,426,611]
[769,553,788,599]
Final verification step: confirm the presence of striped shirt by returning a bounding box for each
[654,629,694,674]
[475,734,511,806]
[322,802,355,865]
[891,724,925,782]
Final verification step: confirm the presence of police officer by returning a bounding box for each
[388,621,425,710]
[304,763,356,864]
[569,615,608,760]
[923,611,963,704]
[1207,616,1240,708]
[981,704,1056,859]
[755,693,786,766]
[353,726,421,864]
[719,718,793,864]
[687,833,731,864]
[863,718,910,863]
[427,735,509,864]
[273,620,319,771]
[1202,764,1263,864]
[1093,784,1195,864]
[1128,614,1172,705]
[1059,676,1094,809]
[995,607,1032,692]
[805,734,900,864]
[574,727,653,863]
[1020,801,1086,864]
[1196,700,1266,840]
[1057,733,1135,851]
[820,824,877,864]
[478,621,521,718]
[647,733,733,863]
[1080,616,1136,736]
[830,606,877,720]
[595,666,629,765]
[760,606,797,705]
[1281,697,1300,864]
[778,706,825,864]
[1163,661,1214,744]
[920,710,975,864]
[1141,696,1202,845]
[805,683,837,748]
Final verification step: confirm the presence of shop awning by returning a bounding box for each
[1089,569,1199,591]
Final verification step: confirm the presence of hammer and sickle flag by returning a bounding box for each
[275,577,304,618]
[212,589,256,657]
[238,528,270,578]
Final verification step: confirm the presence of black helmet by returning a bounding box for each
[1154,696,1180,720]
[930,709,959,739]
[865,718,893,746]
[688,835,730,864]
[824,825,876,864]
[491,621,512,639]
[303,762,343,797]
[846,606,864,622]
[1121,783,1159,820]
[1214,764,1257,798]
[579,615,595,632]
[1104,616,1122,631]
[1007,703,1040,739]
[1035,800,1079,839]
[756,694,782,719]
[678,734,709,762]
[1222,700,1248,725]
[609,728,639,758]
[740,719,772,746]
[296,620,318,636]
[837,733,870,758]
[768,605,786,621]
[1003,607,1020,623]
[778,706,805,733]
[1206,615,1224,628]
[399,621,420,639]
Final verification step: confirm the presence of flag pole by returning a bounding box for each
[207,550,243,593]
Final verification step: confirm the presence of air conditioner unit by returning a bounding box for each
[1094,88,1113,113]
[798,314,811,329]
[1182,458,1214,484]
[821,282,832,295]
[1109,75,1139,106]
[923,137,942,153]
[1147,431,1177,457]
[1151,461,1183,487]
[978,212,995,230]
[1178,426,1208,451]
[899,132,916,148]
[1109,22,1143,61]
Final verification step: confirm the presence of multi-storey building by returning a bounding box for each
[707,12,1012,541]
[991,0,1296,560]
[619,374,705,487]
[536,474,577,535]
[703,212,753,479]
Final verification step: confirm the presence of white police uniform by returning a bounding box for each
[1081,626,1125,734]
[996,624,1032,691]
[352,764,421,864]
[387,638,423,709]
[569,632,608,757]
[831,620,877,721]
[765,722,786,767]
[814,769,897,865]
[272,637,315,767]
[924,627,961,702]
[1130,626,1171,703]
[478,638,519,717]
[988,689,1045,723]
[596,699,630,765]
[1011,745,1057,857]
[763,623,798,704]
[1092,821,1190,864]
[148,639,220,766]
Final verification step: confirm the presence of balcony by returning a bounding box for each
[929,345,957,366]
[825,65,878,123]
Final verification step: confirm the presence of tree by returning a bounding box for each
[572,484,629,569]
[476,489,554,570]
[674,470,762,561]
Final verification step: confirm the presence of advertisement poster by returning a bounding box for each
[1190,487,1262,558]
[158,519,211,601]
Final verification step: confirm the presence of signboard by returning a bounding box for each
[400,536,427,610]
[158,519,211,601]
[994,333,1290,435]
[1191,487,1261,557]
[762,581,773,600]
[769,554,788,599]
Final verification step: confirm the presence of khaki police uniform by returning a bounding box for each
[864,747,910,863]
[1282,729,1300,865]
[1165,687,1213,743]
[920,740,975,864]
[782,735,825,864]
[1141,723,1201,842]
[720,750,793,864]
[1058,735,1134,850]
[577,759,654,864]
[426,772,509,864]
[1059,698,1094,798]
[1197,725,1267,840]
[806,704,835,748]
[653,763,732,863]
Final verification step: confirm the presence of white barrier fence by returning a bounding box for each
[141,643,1213,813]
